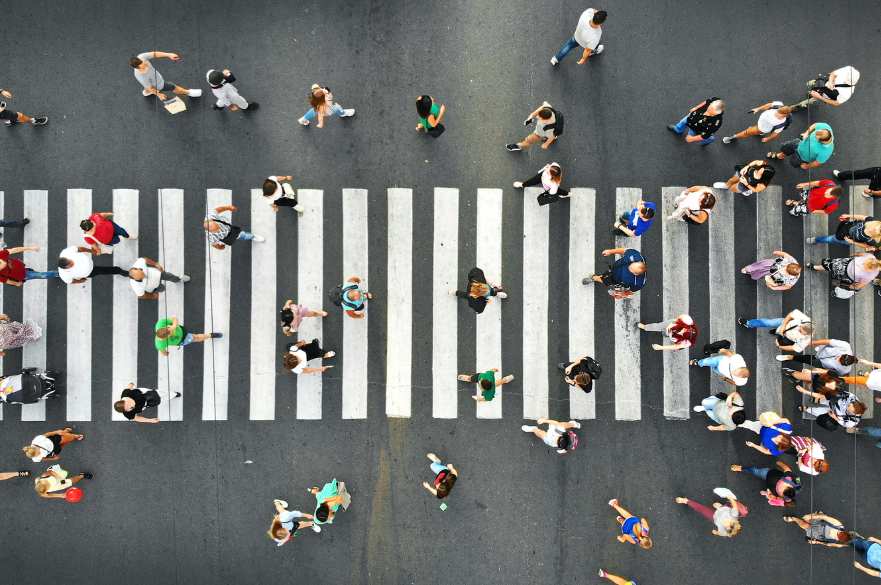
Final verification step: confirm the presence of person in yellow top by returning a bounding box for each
[33,465,91,499]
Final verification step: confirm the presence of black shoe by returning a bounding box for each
[505,143,522,152]
[666,124,678,133]
[245,102,259,111]
[174,391,182,398]
[737,317,750,329]
[21,218,29,226]
[17,470,30,478]
[211,332,223,339]
[82,472,93,480]
[557,362,567,372]
[32,116,48,126]
[212,104,224,110]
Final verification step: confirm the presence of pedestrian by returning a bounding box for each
[767,122,834,169]
[667,98,725,145]
[262,175,304,214]
[456,368,514,402]
[0,87,47,126]
[0,470,30,481]
[506,101,563,152]
[33,465,92,500]
[784,179,841,217]
[520,418,580,455]
[807,253,881,296]
[796,382,865,431]
[673,488,746,538]
[128,256,189,300]
[57,246,128,285]
[607,499,652,549]
[268,499,318,546]
[450,267,507,314]
[550,8,606,66]
[721,101,792,144]
[559,354,602,393]
[280,299,327,336]
[415,95,446,137]
[783,513,851,547]
[793,65,860,110]
[113,382,181,423]
[22,428,83,463]
[851,535,881,578]
[638,314,697,352]
[297,84,355,127]
[597,569,636,585]
[206,68,258,112]
[204,204,265,250]
[740,251,801,292]
[335,276,372,319]
[80,211,135,255]
[689,347,750,387]
[283,339,335,376]
[308,479,351,525]
[808,212,881,251]
[777,338,857,376]
[612,199,656,237]
[513,162,570,205]
[155,316,220,356]
[667,186,715,224]
[0,245,58,286]
[130,51,202,102]
[737,309,813,354]
[0,313,41,356]
[785,435,829,476]
[692,390,747,431]
[744,412,793,457]
[421,453,458,499]
[730,461,800,508]
[583,247,647,300]
[847,425,881,448]
[841,359,881,402]
[834,166,881,199]
[713,160,775,197]
[0,368,60,406]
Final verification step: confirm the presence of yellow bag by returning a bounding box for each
[163,96,187,114]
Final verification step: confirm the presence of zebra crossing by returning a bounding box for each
[0,185,876,423]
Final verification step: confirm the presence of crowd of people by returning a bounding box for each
[0,5,880,581]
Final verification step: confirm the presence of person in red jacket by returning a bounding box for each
[639,314,698,352]
[785,179,841,217]
[0,246,58,286]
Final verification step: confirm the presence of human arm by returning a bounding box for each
[132,415,160,423]
[689,100,709,113]
[808,90,839,106]
[5,245,39,255]
[858,358,881,368]
[432,104,446,126]
[800,160,822,170]
[601,247,626,257]
[214,204,237,214]
[300,366,333,374]
[39,491,68,500]
[854,561,881,577]
[745,441,772,455]
[685,132,705,143]
[143,257,163,270]
[652,343,689,351]
[421,481,438,496]
[749,102,774,114]
[541,135,557,150]
[0,89,12,99]
[761,130,782,143]
[795,384,825,401]
[576,47,593,64]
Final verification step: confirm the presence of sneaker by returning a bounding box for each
[713,487,736,500]
[252,235,266,242]
[17,470,30,477]
[448,288,457,296]
[598,570,606,578]
[568,420,581,429]
[341,108,355,117]
[32,116,48,126]
[833,169,840,178]
[294,204,305,214]
[142,89,152,97]
[181,274,191,283]
[594,44,604,55]
[722,136,735,144]
[550,56,559,66]
[211,332,223,339]
[581,277,593,285]
[311,523,322,533]
[244,102,259,111]
[457,374,472,382]
[505,143,522,152]
[608,498,618,507]
[513,181,523,189]
[666,124,678,133]
[274,499,289,508]
[776,354,793,362]
[737,317,750,329]
[323,351,336,359]
[496,291,508,299]
[521,425,537,433]
[805,237,816,244]
[557,362,567,371]
[693,405,705,412]
[20,218,30,226]
[82,472,94,480]
[500,374,515,384]
[298,117,310,126]
[188,89,203,98]
[712,182,728,189]
[173,391,182,398]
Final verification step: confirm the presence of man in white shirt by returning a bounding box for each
[721,100,792,144]
[691,347,750,387]
[128,256,190,300]
[794,66,860,110]
[777,338,857,375]
[551,8,606,66]
[57,246,128,285]
[738,309,813,353]
[206,68,258,112]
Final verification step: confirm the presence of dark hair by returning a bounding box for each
[641,206,655,219]
[315,503,330,522]
[557,433,571,450]
[280,308,294,327]
[538,107,553,120]
[829,186,843,199]
[80,219,94,232]
[852,401,867,416]
[207,70,224,86]
[57,257,73,269]
[759,164,776,183]
[593,10,608,24]
[574,373,591,387]
[283,352,300,371]
[129,57,142,68]
[416,95,433,118]
[479,378,492,391]
[436,474,457,499]
[113,400,127,413]
[776,434,792,451]
[701,193,717,210]
[262,179,277,196]
[841,354,858,366]
[781,487,796,500]
[548,164,562,180]
[731,410,747,425]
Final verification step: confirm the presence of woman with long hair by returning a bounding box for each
[513,162,569,205]
[450,267,507,314]
[267,499,318,546]
[0,313,41,356]
[297,84,355,128]
[667,185,715,224]
[283,339,335,375]
[421,453,458,499]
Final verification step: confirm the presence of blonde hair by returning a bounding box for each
[468,282,490,298]
[22,445,40,459]
[864,257,881,271]
[34,479,49,495]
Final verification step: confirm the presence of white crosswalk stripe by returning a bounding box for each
[0,185,875,423]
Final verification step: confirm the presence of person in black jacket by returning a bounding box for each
[506,101,563,151]
[668,97,725,145]
[449,267,507,314]
[559,355,601,393]
[113,382,180,423]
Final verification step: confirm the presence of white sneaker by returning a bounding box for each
[448,288,457,296]
[513,181,523,188]
[550,56,559,66]
[142,89,151,97]
[693,405,705,412]
[311,523,321,533]
[712,182,727,189]
[252,235,266,242]
[273,499,289,508]
[521,425,537,432]
[805,237,816,244]
[594,44,604,55]
[181,274,191,283]
[833,169,840,178]
[341,108,355,117]
[500,374,515,384]
[298,117,310,126]
[776,354,792,362]
[324,351,336,359]
[294,204,305,214]
[713,487,737,500]
[188,89,202,98]
[496,291,508,299]
[568,420,581,429]
[721,136,733,144]
[127,233,138,240]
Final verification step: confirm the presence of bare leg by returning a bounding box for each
[172,85,191,96]
[0,471,28,481]
[518,133,542,150]
[306,310,328,317]
[733,126,760,140]
[608,499,633,519]
[599,570,634,585]
[783,516,811,531]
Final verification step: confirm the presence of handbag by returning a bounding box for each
[163,96,187,114]
[426,123,445,138]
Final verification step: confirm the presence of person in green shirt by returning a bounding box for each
[415,95,445,136]
[767,122,833,169]
[456,368,514,402]
[154,316,221,356]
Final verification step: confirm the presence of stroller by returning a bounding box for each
[0,368,61,406]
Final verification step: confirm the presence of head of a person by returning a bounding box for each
[113,398,134,413]
[638,535,653,550]
[815,129,833,144]
[315,503,330,523]
[282,352,301,371]
[557,433,571,450]
[799,323,813,336]
[638,204,655,220]
[262,179,279,197]
[814,459,830,474]
[416,95,433,118]
[309,85,326,107]
[269,525,289,542]
[776,434,792,451]
[156,326,173,340]
[574,373,591,389]
[34,479,49,495]
[436,474,457,498]
[731,410,747,426]
[780,486,796,500]
[129,267,145,281]
[758,164,776,183]
[203,219,216,232]
[732,366,750,380]
[468,281,491,298]
[849,400,867,416]
[479,378,492,392]
[592,10,607,25]
[840,354,858,367]
[57,257,74,270]
[708,99,725,114]
[864,257,881,273]
[548,163,562,182]
[700,193,717,210]
[207,69,224,87]
[837,530,853,544]
[348,288,362,302]
[80,219,94,232]
[825,186,842,200]
[630,261,647,275]
[22,445,40,459]
[537,107,553,121]
[129,56,143,69]
[727,520,742,537]
[816,372,839,390]
[786,263,802,277]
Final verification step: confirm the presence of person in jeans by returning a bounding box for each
[204,204,265,250]
[57,246,128,285]
[513,162,569,205]
[714,159,775,197]
[784,179,841,217]
[730,460,800,508]
[807,212,881,251]
[206,68,258,112]
[721,100,792,144]
[583,247,646,300]
[456,368,514,402]
[415,95,446,136]
[673,488,745,538]
[741,250,801,292]
[113,382,181,423]
[128,256,189,300]
[0,245,58,286]
[689,347,749,387]
[852,535,881,577]
[834,166,881,199]
[737,309,812,353]
[550,8,606,66]
[0,216,29,233]
[420,453,458,499]
[796,384,865,430]
[262,175,304,214]
[80,211,135,255]
[767,122,834,169]
[639,314,697,352]
[613,199,655,237]
[667,98,725,145]
[268,499,318,546]
[521,418,580,455]
[450,267,507,314]
[155,316,220,356]
[559,355,601,393]
[776,338,856,376]
[506,101,563,151]
[130,51,202,101]
[782,513,851,547]
[297,84,354,127]
[693,390,747,431]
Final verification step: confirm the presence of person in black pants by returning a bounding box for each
[559,355,601,393]
[513,162,570,205]
[449,267,507,314]
[834,167,881,199]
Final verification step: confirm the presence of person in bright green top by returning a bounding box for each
[309,478,351,525]
[456,368,515,402]
[154,316,221,356]
[415,95,445,135]
[767,122,833,170]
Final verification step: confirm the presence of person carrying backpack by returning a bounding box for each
[333,276,372,319]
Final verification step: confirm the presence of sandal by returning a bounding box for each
[766,152,778,159]
[17,470,30,478]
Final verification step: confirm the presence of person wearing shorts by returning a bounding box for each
[521,418,580,455]
[154,316,220,356]
[421,453,459,498]
[456,368,514,402]
[768,122,834,170]
[722,100,792,144]
[0,89,47,126]
[130,51,202,101]
[608,499,652,549]
[506,101,563,151]
[715,160,775,197]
